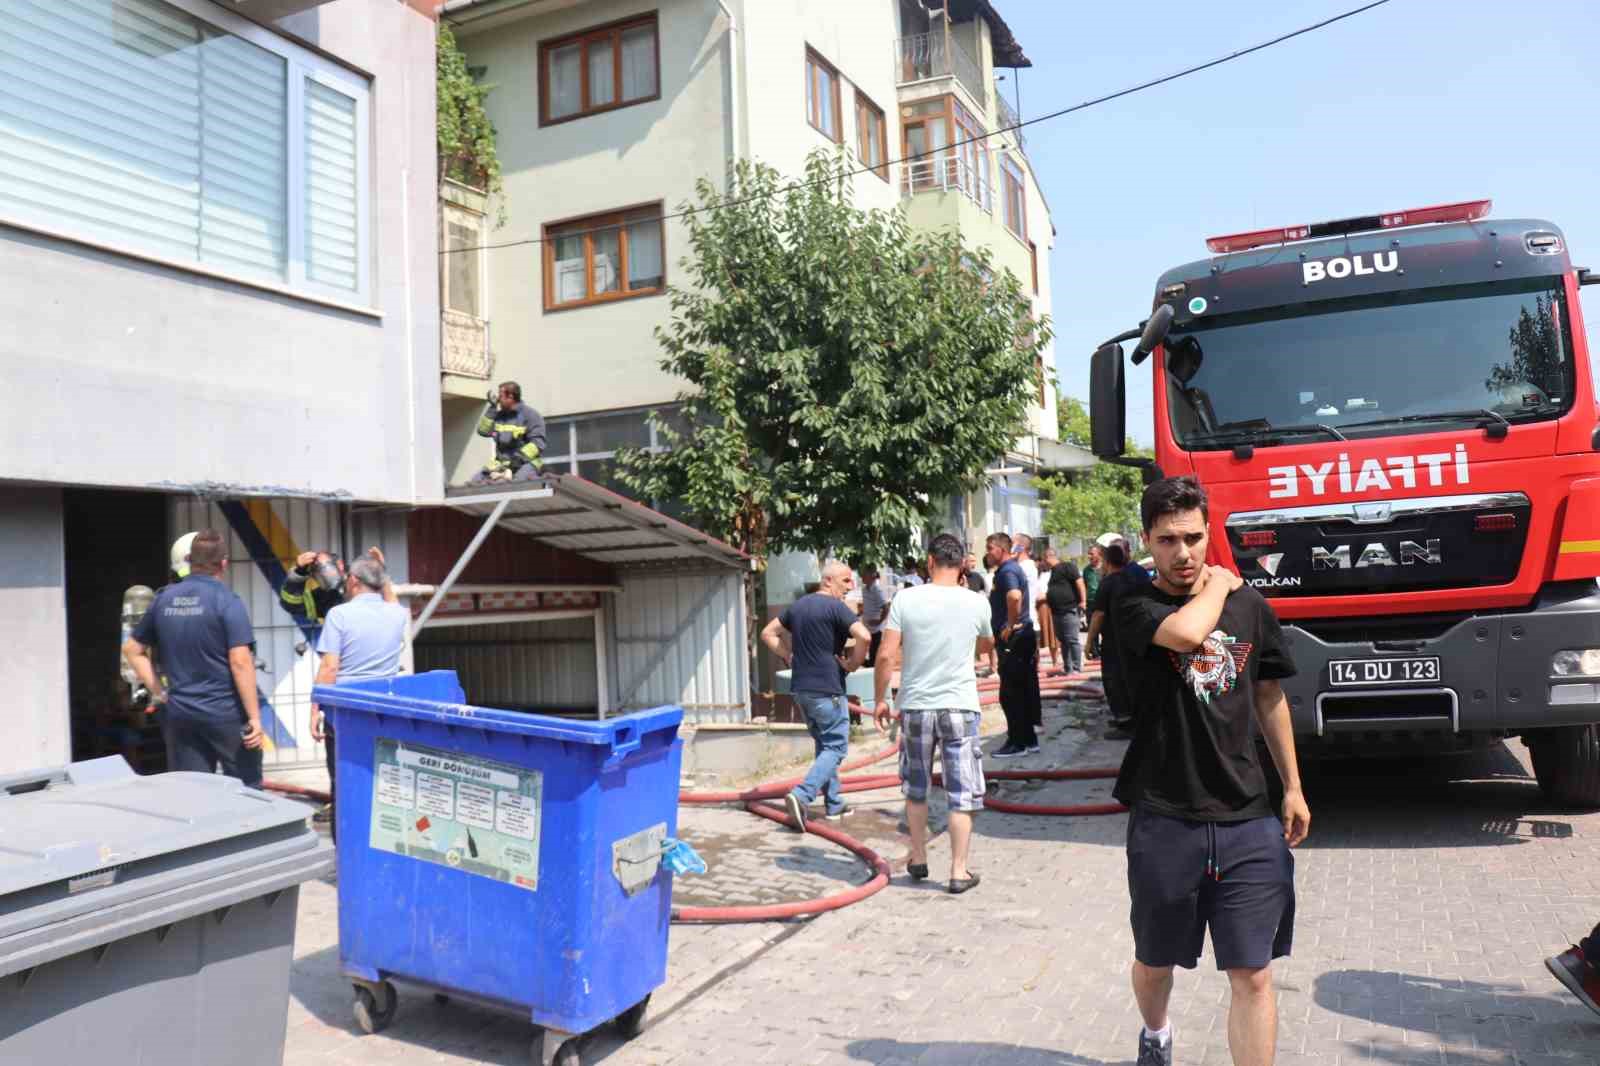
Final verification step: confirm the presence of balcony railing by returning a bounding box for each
[899,154,993,214]
[441,308,492,379]
[994,87,1025,149]
[894,32,987,110]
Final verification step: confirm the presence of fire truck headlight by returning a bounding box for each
[1551,649,1600,676]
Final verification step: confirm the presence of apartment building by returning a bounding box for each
[0,0,442,775]
[441,0,1087,498]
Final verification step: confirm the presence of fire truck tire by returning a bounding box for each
[1530,724,1600,809]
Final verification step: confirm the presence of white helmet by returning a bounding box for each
[170,531,198,579]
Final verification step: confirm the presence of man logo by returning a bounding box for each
[1258,553,1284,577]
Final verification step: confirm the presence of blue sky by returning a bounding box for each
[999,0,1600,445]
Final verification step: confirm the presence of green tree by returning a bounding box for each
[1037,398,1149,548]
[618,152,1051,567]
[1056,392,1091,448]
[436,25,503,222]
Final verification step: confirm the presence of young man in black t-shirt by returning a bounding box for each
[1112,476,1310,1066]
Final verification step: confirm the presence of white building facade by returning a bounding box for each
[0,0,443,775]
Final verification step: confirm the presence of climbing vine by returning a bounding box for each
[436,24,503,223]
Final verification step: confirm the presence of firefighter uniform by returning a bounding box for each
[281,564,343,624]
[471,401,547,484]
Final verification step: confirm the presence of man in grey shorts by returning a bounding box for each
[873,532,995,894]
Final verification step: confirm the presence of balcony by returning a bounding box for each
[899,154,993,214]
[994,86,1025,150]
[894,32,987,110]
[441,308,492,380]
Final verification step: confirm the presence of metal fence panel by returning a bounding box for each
[610,569,748,723]
[413,616,599,712]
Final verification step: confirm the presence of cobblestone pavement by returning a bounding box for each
[285,693,1600,1065]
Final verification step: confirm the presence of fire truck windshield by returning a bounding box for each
[1167,278,1573,450]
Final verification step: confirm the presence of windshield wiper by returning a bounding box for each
[1340,408,1513,437]
[1187,420,1347,448]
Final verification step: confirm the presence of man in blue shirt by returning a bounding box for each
[761,560,872,831]
[123,529,264,787]
[987,532,1040,757]
[311,554,407,840]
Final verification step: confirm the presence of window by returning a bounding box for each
[442,200,485,317]
[899,94,988,208]
[540,14,659,125]
[952,97,989,196]
[855,92,888,180]
[805,48,842,142]
[543,204,665,310]
[544,407,684,510]
[1001,155,1027,240]
[0,0,370,302]
[1029,241,1039,294]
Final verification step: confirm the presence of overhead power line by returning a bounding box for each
[441,0,1394,256]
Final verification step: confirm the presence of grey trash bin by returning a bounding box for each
[0,757,333,1065]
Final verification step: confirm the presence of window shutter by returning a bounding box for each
[303,78,358,291]
[198,29,287,276]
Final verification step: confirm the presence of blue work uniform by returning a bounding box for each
[133,574,262,788]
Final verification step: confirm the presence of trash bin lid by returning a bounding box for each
[0,757,318,907]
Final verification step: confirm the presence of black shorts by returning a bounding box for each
[1126,806,1295,971]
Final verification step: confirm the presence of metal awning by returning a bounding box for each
[443,475,750,571]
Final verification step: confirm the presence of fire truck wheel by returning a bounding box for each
[1530,724,1600,809]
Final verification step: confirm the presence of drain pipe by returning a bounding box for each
[715,0,742,184]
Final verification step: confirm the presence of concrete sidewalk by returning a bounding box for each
[283,694,1600,1065]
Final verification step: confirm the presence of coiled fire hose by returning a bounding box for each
[266,668,1125,924]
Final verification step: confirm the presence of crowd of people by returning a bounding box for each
[118,480,1600,1066]
[768,477,1312,1066]
[121,530,408,837]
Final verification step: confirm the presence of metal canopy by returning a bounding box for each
[443,475,750,571]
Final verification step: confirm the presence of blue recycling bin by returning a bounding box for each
[312,671,684,1064]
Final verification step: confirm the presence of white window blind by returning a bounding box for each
[199,30,287,275]
[304,78,357,291]
[0,0,367,302]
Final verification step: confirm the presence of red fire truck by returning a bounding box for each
[1090,199,1600,806]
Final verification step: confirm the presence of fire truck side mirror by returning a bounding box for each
[1132,304,1175,362]
[1090,343,1126,459]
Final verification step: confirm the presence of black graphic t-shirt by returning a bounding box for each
[1111,582,1295,821]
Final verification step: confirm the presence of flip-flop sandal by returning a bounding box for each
[908,863,929,882]
[948,873,981,895]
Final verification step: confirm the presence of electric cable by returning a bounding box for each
[441,0,1395,256]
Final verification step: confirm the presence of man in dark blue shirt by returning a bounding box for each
[986,532,1041,757]
[761,560,872,830]
[123,529,265,787]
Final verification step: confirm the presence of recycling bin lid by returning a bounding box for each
[0,757,321,911]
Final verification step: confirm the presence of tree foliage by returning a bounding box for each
[1038,395,1146,549]
[1489,294,1563,397]
[436,25,503,221]
[1056,391,1091,448]
[617,152,1051,567]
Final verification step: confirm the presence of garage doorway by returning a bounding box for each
[63,488,170,769]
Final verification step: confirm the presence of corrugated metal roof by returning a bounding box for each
[445,475,750,571]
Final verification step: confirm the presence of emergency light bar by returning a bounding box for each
[1204,199,1493,254]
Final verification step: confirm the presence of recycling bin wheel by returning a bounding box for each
[613,994,650,1039]
[532,1035,582,1066]
[353,981,398,1034]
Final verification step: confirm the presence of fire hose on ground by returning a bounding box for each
[264,668,1125,924]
